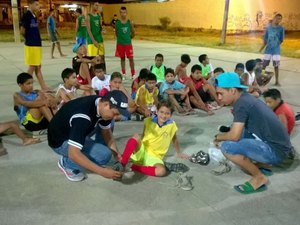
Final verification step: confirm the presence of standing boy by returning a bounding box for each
[214,73,292,194]
[86,2,105,65]
[75,8,87,45]
[115,6,135,79]
[260,13,284,86]
[20,0,49,90]
[47,9,66,59]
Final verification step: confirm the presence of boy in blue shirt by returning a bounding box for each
[160,68,193,115]
[260,13,284,86]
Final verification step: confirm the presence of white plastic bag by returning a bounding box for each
[208,147,226,163]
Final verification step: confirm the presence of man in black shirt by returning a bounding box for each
[214,73,292,194]
[48,90,129,182]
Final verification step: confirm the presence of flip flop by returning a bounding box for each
[234,181,267,194]
[259,167,273,176]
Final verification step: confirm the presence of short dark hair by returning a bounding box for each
[165,68,175,76]
[255,58,263,63]
[17,72,33,84]
[155,53,164,60]
[49,9,54,13]
[76,8,82,14]
[146,72,157,81]
[235,63,244,70]
[157,99,175,114]
[138,68,149,80]
[245,59,256,72]
[198,54,207,63]
[110,72,123,81]
[274,13,282,18]
[263,88,282,100]
[191,64,202,73]
[181,54,191,64]
[120,6,127,11]
[61,68,76,81]
[213,67,224,74]
[94,63,105,71]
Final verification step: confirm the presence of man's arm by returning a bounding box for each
[215,122,244,142]
[130,20,135,39]
[14,92,46,108]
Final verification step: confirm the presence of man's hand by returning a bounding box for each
[102,167,123,180]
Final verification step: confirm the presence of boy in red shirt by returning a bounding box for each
[263,89,295,135]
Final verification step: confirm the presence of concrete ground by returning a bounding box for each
[0,40,300,225]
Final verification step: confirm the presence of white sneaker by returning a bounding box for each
[58,157,85,182]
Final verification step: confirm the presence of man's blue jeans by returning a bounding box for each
[52,125,113,171]
[220,129,286,165]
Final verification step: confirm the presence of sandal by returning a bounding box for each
[189,150,210,165]
[234,181,267,194]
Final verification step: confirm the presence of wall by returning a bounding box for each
[101,0,300,31]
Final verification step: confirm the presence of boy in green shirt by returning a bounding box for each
[115,6,135,79]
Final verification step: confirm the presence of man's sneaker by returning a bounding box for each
[175,173,193,191]
[164,162,189,173]
[211,160,231,175]
[218,125,231,133]
[57,157,85,182]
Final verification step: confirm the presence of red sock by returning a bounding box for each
[131,69,135,76]
[131,164,156,176]
[121,138,138,166]
[121,69,126,75]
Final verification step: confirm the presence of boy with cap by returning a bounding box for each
[48,90,130,181]
[214,72,292,194]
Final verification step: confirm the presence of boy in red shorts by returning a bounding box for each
[115,6,135,79]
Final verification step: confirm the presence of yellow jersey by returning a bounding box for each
[142,116,178,159]
[135,85,158,106]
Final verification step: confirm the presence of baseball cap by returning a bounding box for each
[72,43,82,53]
[215,72,248,89]
[104,90,130,118]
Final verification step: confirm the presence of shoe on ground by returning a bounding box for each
[218,125,231,133]
[211,160,231,175]
[57,157,85,182]
[32,129,47,138]
[296,113,300,124]
[0,147,8,157]
[164,161,189,173]
[189,150,210,165]
[176,173,193,191]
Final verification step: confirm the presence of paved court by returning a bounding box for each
[0,40,300,225]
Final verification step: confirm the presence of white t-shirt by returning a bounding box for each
[91,75,111,91]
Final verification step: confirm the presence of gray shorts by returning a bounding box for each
[50,32,58,43]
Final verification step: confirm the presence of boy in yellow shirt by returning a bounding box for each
[135,73,159,117]
[119,100,189,177]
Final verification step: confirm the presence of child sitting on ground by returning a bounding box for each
[207,67,225,86]
[135,73,159,117]
[0,121,40,156]
[150,53,167,84]
[131,68,149,100]
[190,64,222,111]
[14,73,54,132]
[175,54,213,115]
[254,58,273,87]
[240,59,261,97]
[100,72,136,121]
[56,68,93,109]
[72,43,102,85]
[159,68,193,115]
[263,88,295,135]
[91,63,110,95]
[119,99,189,177]
[234,63,245,77]
[198,54,214,80]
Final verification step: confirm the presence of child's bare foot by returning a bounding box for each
[23,138,40,146]
[207,110,214,116]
